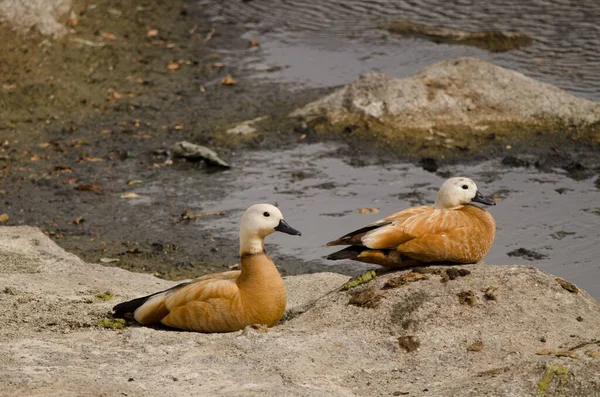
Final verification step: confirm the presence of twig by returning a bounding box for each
[180,210,225,221]
[568,339,600,351]
[203,27,215,43]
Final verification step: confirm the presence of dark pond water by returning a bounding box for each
[202,0,600,100]
[122,143,600,298]
[174,1,600,298]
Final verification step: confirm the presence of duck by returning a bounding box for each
[113,203,301,333]
[326,177,496,268]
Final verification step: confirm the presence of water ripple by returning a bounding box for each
[202,0,600,100]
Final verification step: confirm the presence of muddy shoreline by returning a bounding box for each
[1,0,599,282]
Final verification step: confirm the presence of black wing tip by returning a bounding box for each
[112,296,149,318]
[326,246,366,261]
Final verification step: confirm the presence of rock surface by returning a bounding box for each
[0,0,70,36]
[291,57,600,129]
[1,226,599,396]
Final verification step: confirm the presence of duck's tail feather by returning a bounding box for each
[113,294,156,318]
[112,280,192,319]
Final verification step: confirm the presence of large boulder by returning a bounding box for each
[292,57,600,129]
[0,226,599,396]
[290,58,600,160]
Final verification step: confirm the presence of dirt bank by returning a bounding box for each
[1,227,599,396]
[1,1,599,284]
[0,0,328,279]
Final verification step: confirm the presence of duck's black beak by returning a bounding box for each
[274,219,302,236]
[472,191,496,206]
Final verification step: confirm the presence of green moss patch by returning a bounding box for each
[97,318,127,330]
[537,365,571,397]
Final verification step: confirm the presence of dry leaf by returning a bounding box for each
[221,75,237,85]
[73,216,85,225]
[39,142,51,148]
[555,351,579,359]
[86,157,104,162]
[535,348,554,355]
[127,180,143,186]
[74,184,103,193]
[120,192,139,199]
[167,62,181,71]
[174,125,183,130]
[30,155,40,161]
[180,209,226,220]
[0,213,9,223]
[212,62,224,68]
[101,32,116,40]
[113,91,121,99]
[358,207,379,214]
[228,263,240,269]
[249,39,260,46]
[68,16,78,27]
[147,29,159,37]
[101,129,112,134]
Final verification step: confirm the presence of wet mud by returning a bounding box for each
[1,1,599,299]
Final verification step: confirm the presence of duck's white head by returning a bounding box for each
[434,177,496,209]
[239,204,301,254]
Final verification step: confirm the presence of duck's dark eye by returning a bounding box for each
[263,212,270,217]
[462,185,469,190]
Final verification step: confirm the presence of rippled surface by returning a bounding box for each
[165,143,600,298]
[202,0,600,100]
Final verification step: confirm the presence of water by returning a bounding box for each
[162,143,600,298]
[202,0,600,100]
[186,1,600,297]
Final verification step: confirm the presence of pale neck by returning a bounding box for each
[239,231,265,256]
[433,200,463,210]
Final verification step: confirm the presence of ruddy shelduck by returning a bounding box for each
[326,177,496,268]
[113,204,301,332]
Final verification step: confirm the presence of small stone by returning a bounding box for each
[467,341,484,352]
[585,349,599,358]
[348,287,384,309]
[382,271,428,289]
[556,278,579,294]
[446,267,471,280]
[398,336,420,352]
[457,291,477,306]
[576,316,583,322]
[483,286,497,301]
[3,287,17,295]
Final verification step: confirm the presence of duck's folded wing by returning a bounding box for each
[133,274,240,325]
[326,207,431,248]
[394,227,470,262]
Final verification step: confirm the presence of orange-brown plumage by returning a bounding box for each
[326,177,496,268]
[113,204,301,333]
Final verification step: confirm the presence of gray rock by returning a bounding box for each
[0,226,599,396]
[0,0,69,36]
[291,57,600,130]
[171,141,230,168]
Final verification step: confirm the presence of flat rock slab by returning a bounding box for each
[292,57,600,129]
[1,226,599,396]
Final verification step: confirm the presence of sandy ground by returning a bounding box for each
[1,226,599,396]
